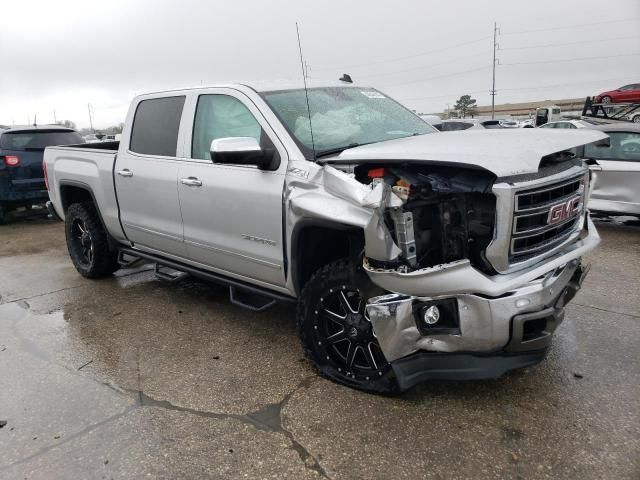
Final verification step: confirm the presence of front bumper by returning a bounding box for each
[391,350,548,392]
[364,218,598,390]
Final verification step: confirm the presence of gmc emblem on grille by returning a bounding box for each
[547,196,581,225]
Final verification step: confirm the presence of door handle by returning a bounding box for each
[117,169,133,177]
[181,177,203,187]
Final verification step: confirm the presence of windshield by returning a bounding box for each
[261,87,435,158]
[0,130,84,150]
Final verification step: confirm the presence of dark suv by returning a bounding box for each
[0,125,84,223]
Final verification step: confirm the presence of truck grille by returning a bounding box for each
[485,164,590,273]
[510,176,585,263]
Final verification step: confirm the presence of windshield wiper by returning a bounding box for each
[314,143,362,160]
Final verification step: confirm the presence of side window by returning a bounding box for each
[540,123,555,128]
[584,132,640,162]
[192,95,263,160]
[130,96,185,157]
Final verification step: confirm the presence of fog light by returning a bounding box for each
[413,299,460,335]
[422,305,440,325]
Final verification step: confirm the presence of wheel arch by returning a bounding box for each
[290,219,365,296]
[59,181,96,214]
[58,181,117,248]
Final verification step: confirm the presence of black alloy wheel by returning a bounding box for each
[64,202,119,278]
[315,286,387,378]
[70,218,94,267]
[297,259,399,394]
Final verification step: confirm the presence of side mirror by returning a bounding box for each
[210,137,274,168]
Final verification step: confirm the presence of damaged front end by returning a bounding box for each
[287,156,598,390]
[351,161,599,390]
[357,164,497,274]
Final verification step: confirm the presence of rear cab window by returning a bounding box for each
[129,96,186,157]
[0,130,83,151]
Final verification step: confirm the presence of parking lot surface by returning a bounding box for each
[0,217,638,479]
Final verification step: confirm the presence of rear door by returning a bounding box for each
[0,129,83,196]
[587,131,640,214]
[114,95,188,257]
[177,89,288,286]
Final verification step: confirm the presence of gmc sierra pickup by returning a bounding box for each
[44,80,606,393]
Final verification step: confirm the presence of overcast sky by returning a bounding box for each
[1,0,638,128]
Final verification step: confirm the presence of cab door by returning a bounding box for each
[587,130,640,215]
[177,90,287,286]
[114,95,188,257]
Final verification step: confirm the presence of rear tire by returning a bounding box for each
[297,258,400,394]
[65,202,119,278]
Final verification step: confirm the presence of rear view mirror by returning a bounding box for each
[210,137,274,169]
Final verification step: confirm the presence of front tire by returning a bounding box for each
[65,202,119,278]
[297,259,400,394]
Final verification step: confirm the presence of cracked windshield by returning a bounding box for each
[262,87,435,156]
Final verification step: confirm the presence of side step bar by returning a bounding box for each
[117,250,143,268]
[118,247,297,308]
[155,264,189,282]
[229,286,276,312]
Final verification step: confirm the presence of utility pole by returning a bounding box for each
[87,103,94,132]
[491,22,499,120]
[53,109,57,124]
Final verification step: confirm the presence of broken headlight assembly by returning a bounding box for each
[356,164,497,274]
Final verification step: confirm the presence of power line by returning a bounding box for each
[377,65,491,88]
[499,76,640,92]
[501,52,640,66]
[312,35,490,71]
[395,76,639,103]
[350,51,489,79]
[398,89,487,101]
[501,17,640,36]
[501,35,640,50]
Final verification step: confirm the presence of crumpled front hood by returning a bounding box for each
[327,129,609,177]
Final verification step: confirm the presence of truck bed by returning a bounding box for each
[44,143,125,240]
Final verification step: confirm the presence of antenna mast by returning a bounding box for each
[491,22,499,120]
[296,22,316,159]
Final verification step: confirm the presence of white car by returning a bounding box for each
[538,120,595,129]
[83,134,101,143]
[578,123,640,217]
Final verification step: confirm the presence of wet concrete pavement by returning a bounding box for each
[0,218,638,479]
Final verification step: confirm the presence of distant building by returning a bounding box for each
[433,98,585,120]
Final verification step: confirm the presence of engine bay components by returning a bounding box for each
[358,164,497,273]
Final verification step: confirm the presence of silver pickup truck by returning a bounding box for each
[44,80,606,393]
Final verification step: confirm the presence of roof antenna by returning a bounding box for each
[296,22,316,160]
[339,74,353,83]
